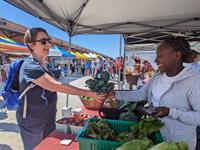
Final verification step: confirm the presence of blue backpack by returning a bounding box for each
[1,59,25,110]
[1,59,34,112]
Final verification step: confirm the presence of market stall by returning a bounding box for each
[5,1,200,150]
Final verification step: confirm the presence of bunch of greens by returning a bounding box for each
[117,101,138,121]
[85,71,115,93]
[116,138,153,150]
[130,117,164,140]
[115,116,164,142]
[110,100,147,121]
[147,141,188,150]
[116,140,188,150]
[85,119,116,140]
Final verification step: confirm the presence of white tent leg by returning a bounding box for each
[66,35,72,107]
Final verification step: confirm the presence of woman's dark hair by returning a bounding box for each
[24,27,48,51]
[162,36,196,63]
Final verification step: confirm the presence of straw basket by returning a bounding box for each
[80,97,104,110]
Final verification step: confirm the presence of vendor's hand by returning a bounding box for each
[89,92,107,103]
[107,92,115,100]
[152,107,169,117]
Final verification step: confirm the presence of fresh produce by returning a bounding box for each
[100,100,147,121]
[80,96,94,100]
[147,141,188,150]
[86,119,116,140]
[116,138,153,150]
[117,140,188,150]
[117,101,138,121]
[130,117,164,140]
[85,71,115,93]
[85,117,163,142]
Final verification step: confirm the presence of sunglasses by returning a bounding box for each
[32,38,52,45]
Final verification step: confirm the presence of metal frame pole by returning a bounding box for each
[118,34,122,89]
[66,35,72,107]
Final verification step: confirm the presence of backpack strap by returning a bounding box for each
[19,83,35,118]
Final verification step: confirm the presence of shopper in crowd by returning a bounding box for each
[189,49,200,73]
[95,58,103,78]
[81,60,85,75]
[112,60,116,78]
[17,27,106,150]
[91,60,96,77]
[108,60,113,79]
[105,36,200,150]
[0,67,7,83]
[85,60,91,76]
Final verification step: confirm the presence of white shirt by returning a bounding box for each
[152,68,187,107]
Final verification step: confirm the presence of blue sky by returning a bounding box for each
[0,1,123,58]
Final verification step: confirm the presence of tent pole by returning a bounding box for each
[123,39,126,87]
[118,34,122,89]
[66,35,72,107]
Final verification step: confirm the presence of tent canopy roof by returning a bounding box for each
[50,46,76,58]
[0,35,28,53]
[5,0,200,45]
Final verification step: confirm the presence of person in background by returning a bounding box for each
[112,60,116,79]
[189,50,200,73]
[71,59,75,75]
[85,60,91,76]
[108,60,113,79]
[106,36,200,150]
[91,60,96,77]
[115,57,120,74]
[0,67,7,83]
[17,27,106,150]
[95,58,103,78]
[81,60,85,76]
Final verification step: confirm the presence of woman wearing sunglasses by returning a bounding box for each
[17,27,106,150]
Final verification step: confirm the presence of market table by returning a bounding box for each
[34,107,99,150]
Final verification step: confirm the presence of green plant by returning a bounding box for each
[85,71,115,93]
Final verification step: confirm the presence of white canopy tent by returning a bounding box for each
[5,0,200,106]
[88,52,97,58]
[5,0,200,38]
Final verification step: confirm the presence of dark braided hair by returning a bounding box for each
[162,36,195,63]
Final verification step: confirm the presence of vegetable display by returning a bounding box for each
[85,117,163,142]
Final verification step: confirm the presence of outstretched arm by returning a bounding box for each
[32,72,106,100]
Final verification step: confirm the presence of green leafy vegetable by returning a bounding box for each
[147,141,188,150]
[130,117,164,140]
[85,71,115,93]
[86,119,117,141]
[80,96,94,100]
[116,138,153,150]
